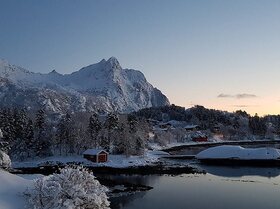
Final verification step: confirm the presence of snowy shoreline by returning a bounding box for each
[11,150,200,175]
[12,151,161,169]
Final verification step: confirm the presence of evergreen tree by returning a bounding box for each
[1,108,15,152]
[0,129,8,152]
[129,116,147,155]
[276,116,280,135]
[113,115,147,156]
[56,116,66,155]
[34,109,51,157]
[103,113,119,152]
[25,119,35,158]
[87,113,101,148]
[35,109,45,131]
[11,109,29,159]
[112,122,127,154]
[249,114,267,136]
[13,108,27,141]
[65,113,76,154]
[56,113,75,155]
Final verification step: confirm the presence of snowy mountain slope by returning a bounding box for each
[0,57,169,113]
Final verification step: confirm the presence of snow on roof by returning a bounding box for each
[196,145,280,160]
[83,149,108,155]
[184,125,199,129]
[158,122,172,126]
[153,127,168,131]
[192,131,207,138]
[158,120,185,126]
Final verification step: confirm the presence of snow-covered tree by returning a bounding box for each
[0,129,8,152]
[0,108,15,152]
[24,119,36,157]
[0,127,11,169]
[132,117,149,155]
[56,113,76,155]
[0,150,11,169]
[9,109,31,160]
[170,127,186,143]
[26,166,110,209]
[34,109,52,157]
[13,108,27,142]
[275,118,280,135]
[154,130,173,147]
[88,113,102,148]
[101,113,119,152]
[249,114,267,136]
[113,115,148,156]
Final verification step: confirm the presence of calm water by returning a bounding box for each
[111,166,280,209]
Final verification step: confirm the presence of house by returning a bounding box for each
[192,136,208,142]
[83,149,109,163]
[158,122,172,129]
[211,125,221,133]
[191,132,208,142]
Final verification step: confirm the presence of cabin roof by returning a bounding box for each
[184,125,199,129]
[83,149,108,155]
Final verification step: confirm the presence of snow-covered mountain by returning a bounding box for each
[0,57,169,113]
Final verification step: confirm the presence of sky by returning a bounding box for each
[0,0,279,116]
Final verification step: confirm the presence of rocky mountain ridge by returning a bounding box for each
[0,57,169,113]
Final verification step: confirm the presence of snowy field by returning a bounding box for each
[0,168,110,209]
[0,169,32,209]
[12,150,166,169]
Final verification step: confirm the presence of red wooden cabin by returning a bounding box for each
[192,136,208,142]
[83,149,109,163]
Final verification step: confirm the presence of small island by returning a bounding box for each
[196,145,280,166]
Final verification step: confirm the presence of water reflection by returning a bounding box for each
[111,167,280,209]
[110,192,147,209]
[198,165,280,178]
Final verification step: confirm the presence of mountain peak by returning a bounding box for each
[107,56,118,63]
[49,69,61,75]
[106,57,121,69]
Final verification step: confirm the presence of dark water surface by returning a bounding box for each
[110,166,280,209]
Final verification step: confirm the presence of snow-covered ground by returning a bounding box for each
[12,150,165,169]
[150,139,280,151]
[0,169,32,209]
[149,140,228,151]
[0,169,110,209]
[16,174,44,180]
[196,145,280,160]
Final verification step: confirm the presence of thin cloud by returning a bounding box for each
[233,105,250,108]
[218,93,257,99]
[232,104,259,108]
[236,94,257,99]
[217,94,234,98]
